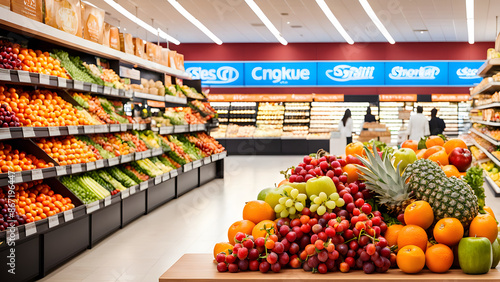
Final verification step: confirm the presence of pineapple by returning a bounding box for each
[403,159,478,227]
[355,145,415,216]
[357,145,479,228]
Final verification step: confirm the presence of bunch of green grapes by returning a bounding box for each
[274,188,307,218]
[309,192,345,216]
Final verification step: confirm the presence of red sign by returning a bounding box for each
[431,94,469,102]
[313,94,344,102]
[147,100,166,108]
[379,94,417,102]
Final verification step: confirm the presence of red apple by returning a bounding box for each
[346,155,363,166]
[448,148,472,172]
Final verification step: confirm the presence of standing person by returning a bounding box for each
[407,106,430,141]
[364,106,376,122]
[339,109,354,145]
[429,108,446,135]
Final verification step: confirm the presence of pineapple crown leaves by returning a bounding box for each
[354,144,410,205]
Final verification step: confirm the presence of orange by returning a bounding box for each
[425,244,454,273]
[402,140,418,152]
[397,245,426,274]
[433,218,464,246]
[345,142,365,157]
[442,165,461,178]
[213,242,233,258]
[397,225,428,252]
[468,214,498,244]
[227,220,255,245]
[443,138,467,155]
[416,149,427,159]
[404,201,434,230]
[278,179,290,187]
[342,164,359,183]
[384,224,404,247]
[252,220,277,239]
[423,146,445,159]
[426,136,445,149]
[243,200,275,224]
[483,206,496,219]
[427,150,449,166]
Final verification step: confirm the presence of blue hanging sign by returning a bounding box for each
[244,62,317,86]
[448,61,483,85]
[385,61,449,86]
[184,62,244,86]
[317,62,385,86]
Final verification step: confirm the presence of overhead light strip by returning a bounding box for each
[245,0,288,45]
[101,0,180,45]
[466,0,474,44]
[167,0,222,45]
[358,0,395,44]
[316,0,354,44]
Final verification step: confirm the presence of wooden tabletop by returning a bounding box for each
[159,254,500,282]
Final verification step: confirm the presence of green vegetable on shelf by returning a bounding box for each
[463,165,486,213]
[107,166,138,188]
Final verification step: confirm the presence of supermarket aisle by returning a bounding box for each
[38,155,303,282]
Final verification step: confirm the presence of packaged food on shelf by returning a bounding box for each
[81,1,104,43]
[11,0,43,22]
[133,38,146,59]
[470,145,487,161]
[225,124,255,137]
[109,26,121,50]
[0,0,9,9]
[130,78,165,96]
[45,0,82,37]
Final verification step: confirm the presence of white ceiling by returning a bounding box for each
[90,0,500,44]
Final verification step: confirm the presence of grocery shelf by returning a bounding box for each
[471,119,500,127]
[134,91,187,105]
[471,139,500,167]
[472,102,500,110]
[477,58,500,77]
[470,81,500,98]
[484,174,500,197]
[151,124,207,134]
[470,128,500,145]
[0,7,191,79]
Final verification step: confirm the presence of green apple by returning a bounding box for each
[393,148,417,173]
[492,238,500,269]
[257,187,274,201]
[287,182,307,195]
[264,187,284,210]
[306,176,336,198]
[458,237,492,274]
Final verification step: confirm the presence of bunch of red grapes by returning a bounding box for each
[216,154,396,274]
[0,104,20,127]
[0,41,21,70]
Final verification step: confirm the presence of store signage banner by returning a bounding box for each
[184,62,244,86]
[185,60,483,87]
[317,62,385,85]
[384,61,448,85]
[448,61,483,85]
[244,62,317,86]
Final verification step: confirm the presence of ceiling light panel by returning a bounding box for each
[101,0,180,44]
[315,0,354,44]
[245,0,288,45]
[466,0,474,44]
[167,0,223,45]
[358,0,395,44]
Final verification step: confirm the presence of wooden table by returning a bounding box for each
[160,254,500,282]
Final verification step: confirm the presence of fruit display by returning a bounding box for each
[166,134,204,160]
[1,180,75,228]
[51,50,106,85]
[472,123,500,140]
[83,63,125,89]
[165,84,185,98]
[283,102,310,137]
[214,138,494,275]
[130,79,165,95]
[0,40,23,71]
[35,136,99,165]
[177,85,206,100]
[0,143,54,172]
[256,103,284,134]
[470,145,488,161]
[189,100,216,118]
[0,86,94,127]
[481,160,500,188]
[72,93,129,124]
[185,132,225,156]
[0,103,20,127]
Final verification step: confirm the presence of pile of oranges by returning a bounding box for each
[386,200,498,274]
[402,137,468,177]
[6,180,75,223]
[16,47,70,79]
[35,136,99,166]
[0,86,93,127]
[0,143,54,172]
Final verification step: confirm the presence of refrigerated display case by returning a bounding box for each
[283,102,310,137]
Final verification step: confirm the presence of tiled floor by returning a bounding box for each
[38,155,500,282]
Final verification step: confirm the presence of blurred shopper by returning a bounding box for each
[339,109,354,145]
[429,108,446,135]
[408,106,430,141]
[364,106,376,122]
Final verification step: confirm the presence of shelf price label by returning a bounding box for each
[104,86,112,94]
[160,126,174,135]
[39,74,50,85]
[139,181,148,191]
[31,169,43,181]
[108,157,119,166]
[129,185,137,195]
[121,154,133,163]
[48,126,61,136]
[170,169,178,178]
[84,126,95,134]
[184,163,193,172]
[63,209,73,222]
[86,162,96,171]
[17,70,31,83]
[22,127,35,138]
[221,151,227,158]
[95,159,104,168]
[0,69,11,81]
[0,128,12,139]
[73,80,84,90]
[67,126,78,135]
[91,84,98,93]
[104,196,112,206]
[120,124,128,131]
[111,88,119,96]
[57,77,67,88]
[162,173,170,182]
[154,176,162,185]
[48,215,59,228]
[24,222,37,237]
[15,172,23,183]
[203,157,211,165]
[193,160,202,168]
[56,166,67,176]
[72,164,82,173]
[86,201,100,213]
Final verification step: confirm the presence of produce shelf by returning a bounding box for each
[0,7,190,79]
[470,80,500,98]
[470,128,500,146]
[160,254,500,281]
[477,58,500,77]
[473,102,500,110]
[471,120,500,127]
[484,174,500,197]
[471,139,500,167]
